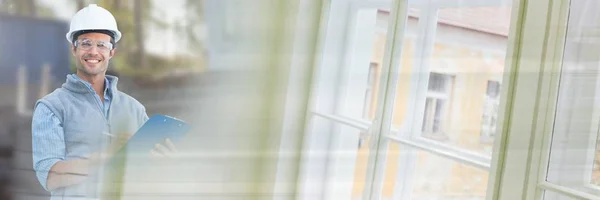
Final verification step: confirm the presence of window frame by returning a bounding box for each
[295,0,584,199]
[532,0,600,199]
[297,0,600,199]
[295,1,392,200]
[485,0,547,197]
[487,0,600,199]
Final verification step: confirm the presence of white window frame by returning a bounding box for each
[295,1,389,200]
[533,0,600,199]
[546,0,600,196]
[298,1,516,200]
[489,0,600,199]
[486,0,557,198]
[298,0,600,199]
[366,0,506,198]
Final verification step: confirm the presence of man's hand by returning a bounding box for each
[149,138,178,158]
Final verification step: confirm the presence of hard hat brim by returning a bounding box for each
[66,29,121,44]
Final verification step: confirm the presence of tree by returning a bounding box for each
[183,0,206,55]
[69,0,204,78]
[0,0,57,19]
[134,0,146,69]
[113,0,122,10]
[76,0,85,10]
[24,0,36,16]
[0,0,38,17]
[93,0,153,75]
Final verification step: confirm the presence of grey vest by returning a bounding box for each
[36,74,147,200]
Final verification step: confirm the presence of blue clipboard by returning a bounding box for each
[112,114,190,158]
[103,114,190,191]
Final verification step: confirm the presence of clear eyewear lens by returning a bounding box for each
[77,40,112,51]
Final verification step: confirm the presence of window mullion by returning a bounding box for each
[360,0,411,199]
[538,182,600,200]
[387,135,492,169]
[489,0,564,199]
[406,4,439,140]
[526,0,573,199]
[388,4,440,200]
[311,111,371,131]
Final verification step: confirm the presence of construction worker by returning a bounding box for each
[31,4,174,199]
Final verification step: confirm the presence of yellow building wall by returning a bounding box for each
[351,28,506,199]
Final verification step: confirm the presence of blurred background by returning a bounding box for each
[0,0,307,199]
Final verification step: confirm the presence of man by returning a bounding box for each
[31,4,174,199]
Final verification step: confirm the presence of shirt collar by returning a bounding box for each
[69,74,113,99]
[103,78,112,100]
[62,74,120,101]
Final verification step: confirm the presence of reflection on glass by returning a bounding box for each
[546,0,600,196]
[307,116,369,200]
[352,135,372,200]
[481,81,500,143]
[544,190,579,200]
[361,2,512,200]
[378,148,489,200]
[305,4,393,200]
[421,73,453,140]
[410,151,488,200]
[362,63,380,120]
[594,138,600,185]
[369,5,512,155]
[311,7,392,125]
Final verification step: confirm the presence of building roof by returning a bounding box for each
[406,7,512,37]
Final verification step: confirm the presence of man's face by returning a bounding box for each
[71,32,115,76]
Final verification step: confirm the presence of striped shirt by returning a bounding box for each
[31,76,112,191]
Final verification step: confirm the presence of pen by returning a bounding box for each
[102,132,116,138]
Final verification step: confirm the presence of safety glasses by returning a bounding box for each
[74,39,113,52]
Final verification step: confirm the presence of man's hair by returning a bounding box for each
[72,29,117,49]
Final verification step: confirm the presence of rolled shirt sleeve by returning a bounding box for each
[31,103,66,191]
[139,106,149,128]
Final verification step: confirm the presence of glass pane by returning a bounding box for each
[411,151,488,200]
[594,140,600,185]
[368,0,514,200]
[543,190,579,200]
[368,8,420,129]
[306,116,371,200]
[312,5,392,122]
[352,134,373,200]
[547,0,600,197]
[374,2,514,156]
[378,146,489,200]
[376,142,403,200]
[305,2,394,200]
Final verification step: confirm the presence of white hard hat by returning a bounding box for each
[66,4,122,44]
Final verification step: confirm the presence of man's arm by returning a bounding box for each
[32,103,94,191]
[44,158,92,191]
